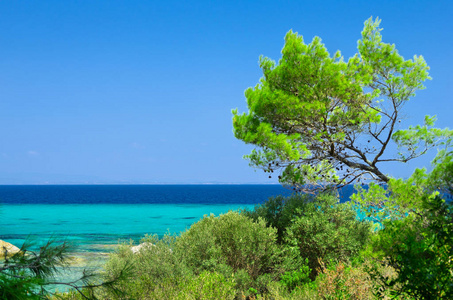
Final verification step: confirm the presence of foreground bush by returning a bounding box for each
[286,193,371,278]
[95,212,289,298]
[315,260,374,300]
[279,259,311,292]
[367,195,453,299]
[178,270,236,300]
[249,192,371,280]
[98,234,191,299]
[174,211,285,294]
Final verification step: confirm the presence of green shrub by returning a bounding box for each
[315,260,374,300]
[242,193,311,243]
[100,234,191,299]
[368,195,453,299]
[285,192,371,279]
[280,259,311,292]
[263,280,319,300]
[177,270,236,300]
[93,213,300,299]
[174,211,283,294]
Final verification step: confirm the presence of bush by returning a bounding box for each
[178,270,236,300]
[174,211,283,293]
[100,234,190,299]
[242,193,311,243]
[315,260,374,300]
[91,213,299,299]
[285,192,371,279]
[117,270,236,300]
[368,194,453,299]
[279,258,311,292]
[264,280,319,300]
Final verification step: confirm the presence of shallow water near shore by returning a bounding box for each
[0,203,259,253]
[0,185,302,252]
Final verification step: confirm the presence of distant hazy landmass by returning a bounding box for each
[0,172,277,185]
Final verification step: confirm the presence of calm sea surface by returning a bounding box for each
[0,185,296,253]
[0,184,355,253]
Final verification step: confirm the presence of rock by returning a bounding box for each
[131,242,155,254]
[0,240,21,258]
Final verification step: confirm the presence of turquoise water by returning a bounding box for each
[0,203,255,253]
[0,202,256,291]
[0,184,296,253]
[0,184,355,253]
[0,184,354,292]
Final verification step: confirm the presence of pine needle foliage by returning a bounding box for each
[232,17,452,193]
[0,238,130,300]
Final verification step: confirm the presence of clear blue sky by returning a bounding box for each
[0,0,451,184]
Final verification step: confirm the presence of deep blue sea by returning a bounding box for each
[0,184,354,255]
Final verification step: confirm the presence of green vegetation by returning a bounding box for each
[4,17,452,299]
[366,195,453,299]
[1,240,73,300]
[285,193,370,279]
[54,196,374,299]
[244,193,371,279]
[0,239,127,299]
[53,159,452,299]
[174,211,284,290]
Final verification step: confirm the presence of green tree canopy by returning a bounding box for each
[232,17,452,192]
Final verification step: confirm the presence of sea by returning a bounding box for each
[0,184,355,253]
[0,184,355,289]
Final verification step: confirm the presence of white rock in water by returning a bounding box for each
[131,242,155,254]
[0,240,21,258]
